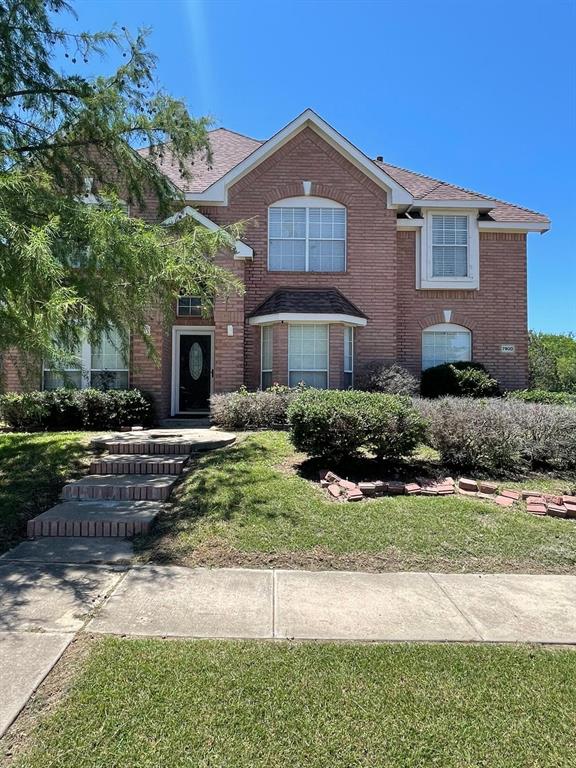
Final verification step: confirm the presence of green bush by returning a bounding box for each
[210,385,301,431]
[287,389,425,461]
[505,389,576,406]
[420,362,500,399]
[0,388,155,431]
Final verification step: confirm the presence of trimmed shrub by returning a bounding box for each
[420,361,500,399]
[509,401,576,470]
[0,388,155,431]
[288,389,425,461]
[355,361,419,395]
[417,397,525,474]
[418,396,576,473]
[506,389,576,406]
[210,385,300,431]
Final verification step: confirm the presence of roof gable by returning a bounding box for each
[187,109,413,208]
[138,110,549,229]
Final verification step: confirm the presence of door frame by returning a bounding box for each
[171,326,215,416]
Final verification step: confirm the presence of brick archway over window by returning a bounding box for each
[417,310,478,333]
[263,183,353,208]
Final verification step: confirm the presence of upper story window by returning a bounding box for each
[418,210,479,290]
[431,215,468,277]
[268,197,346,272]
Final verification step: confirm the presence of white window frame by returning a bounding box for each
[421,323,472,370]
[268,196,346,273]
[43,331,129,390]
[261,325,273,390]
[418,209,479,290]
[288,323,330,388]
[343,326,354,388]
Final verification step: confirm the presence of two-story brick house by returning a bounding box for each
[3,109,550,418]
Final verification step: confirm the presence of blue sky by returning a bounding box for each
[70,0,575,332]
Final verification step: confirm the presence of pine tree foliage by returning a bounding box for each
[0,0,243,370]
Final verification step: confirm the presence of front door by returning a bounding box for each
[177,333,212,413]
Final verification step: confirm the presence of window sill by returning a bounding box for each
[418,278,479,291]
[267,269,349,275]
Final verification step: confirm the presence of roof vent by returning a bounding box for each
[376,155,383,162]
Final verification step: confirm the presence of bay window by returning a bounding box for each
[261,325,273,390]
[288,324,329,388]
[343,326,354,388]
[268,197,346,272]
[422,323,471,370]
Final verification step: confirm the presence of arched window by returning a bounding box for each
[422,323,471,370]
[268,197,346,272]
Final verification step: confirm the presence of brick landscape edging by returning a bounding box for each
[319,470,576,521]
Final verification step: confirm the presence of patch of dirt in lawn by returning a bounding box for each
[1,634,96,765]
[139,537,576,575]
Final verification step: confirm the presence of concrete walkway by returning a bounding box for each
[88,566,576,644]
[2,564,576,738]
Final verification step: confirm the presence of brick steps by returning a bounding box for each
[27,500,161,539]
[26,428,236,542]
[103,440,197,455]
[89,454,189,476]
[62,474,177,501]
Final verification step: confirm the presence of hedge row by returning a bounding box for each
[210,385,301,430]
[212,387,576,473]
[505,389,576,406]
[0,389,155,431]
[417,397,576,473]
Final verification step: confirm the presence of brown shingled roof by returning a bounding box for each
[137,128,262,194]
[138,124,548,226]
[376,160,549,225]
[249,288,366,319]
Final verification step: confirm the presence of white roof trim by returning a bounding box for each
[162,206,253,259]
[397,218,424,229]
[186,109,412,208]
[478,220,549,233]
[416,200,496,211]
[248,312,367,327]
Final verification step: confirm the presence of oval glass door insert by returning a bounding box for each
[189,342,203,380]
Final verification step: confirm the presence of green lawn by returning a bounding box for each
[0,431,90,552]
[10,637,576,768]
[140,431,576,573]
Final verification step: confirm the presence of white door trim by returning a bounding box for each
[171,326,215,416]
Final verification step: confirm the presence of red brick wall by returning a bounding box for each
[1,350,41,392]
[397,230,529,389]
[0,129,531,406]
[200,126,397,390]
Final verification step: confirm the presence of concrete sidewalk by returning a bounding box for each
[3,564,576,739]
[0,562,125,738]
[88,566,576,644]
